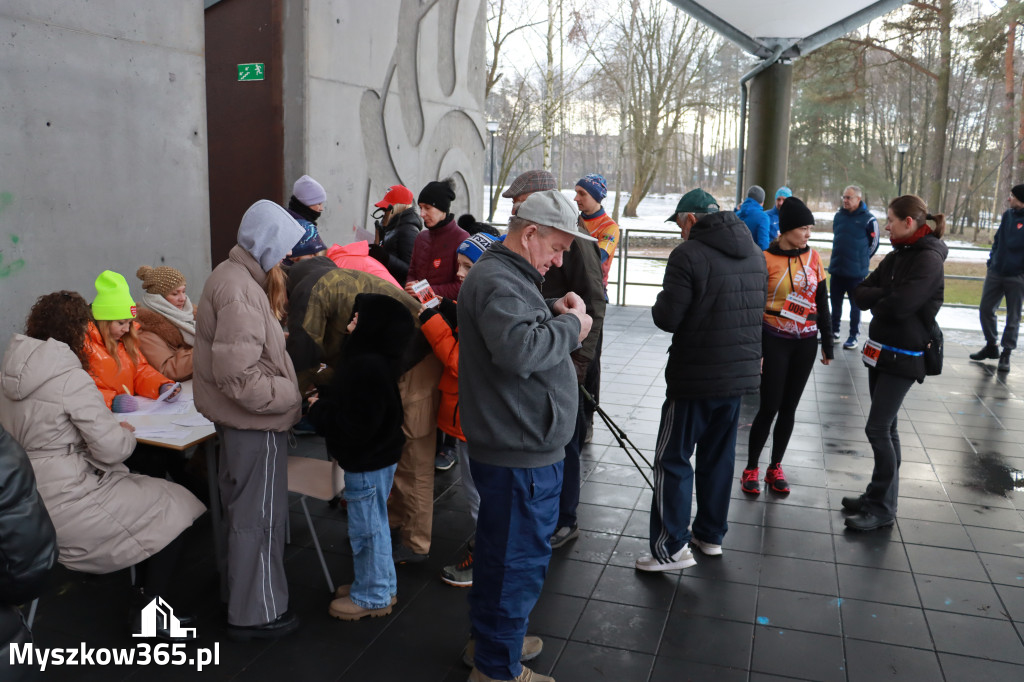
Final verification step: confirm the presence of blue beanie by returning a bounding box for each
[576,174,608,203]
[290,221,327,257]
[457,233,497,264]
[775,186,793,200]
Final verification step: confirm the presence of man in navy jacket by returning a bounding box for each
[829,185,879,350]
[970,184,1024,372]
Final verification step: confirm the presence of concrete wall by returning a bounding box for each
[0,1,211,349]
[285,0,487,247]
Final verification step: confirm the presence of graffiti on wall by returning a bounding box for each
[0,193,26,278]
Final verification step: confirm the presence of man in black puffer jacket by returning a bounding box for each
[0,425,57,681]
[636,189,767,572]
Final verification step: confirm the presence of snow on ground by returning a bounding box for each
[482,187,992,333]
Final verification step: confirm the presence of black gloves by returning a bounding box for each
[368,243,389,266]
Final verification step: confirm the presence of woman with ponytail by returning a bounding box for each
[843,195,947,531]
[193,200,304,639]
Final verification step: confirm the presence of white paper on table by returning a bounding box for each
[131,399,191,416]
[132,426,191,440]
[172,413,213,428]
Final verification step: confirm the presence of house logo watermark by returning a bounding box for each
[133,596,196,640]
[10,597,218,671]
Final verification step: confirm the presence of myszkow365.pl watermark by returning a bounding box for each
[11,597,219,672]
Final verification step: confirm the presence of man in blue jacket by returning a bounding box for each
[737,185,770,250]
[829,185,879,350]
[459,190,594,682]
[765,186,792,242]
[971,184,1024,372]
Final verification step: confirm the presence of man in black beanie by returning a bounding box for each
[971,184,1024,372]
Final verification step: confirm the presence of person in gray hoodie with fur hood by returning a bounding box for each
[193,200,304,641]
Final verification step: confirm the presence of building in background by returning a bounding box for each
[0,0,486,347]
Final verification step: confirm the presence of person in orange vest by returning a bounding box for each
[743,197,833,496]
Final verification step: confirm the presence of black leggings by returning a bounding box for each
[748,332,818,469]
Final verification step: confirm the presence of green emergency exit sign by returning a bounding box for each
[238,63,265,81]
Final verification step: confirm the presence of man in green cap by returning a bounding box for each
[666,188,721,239]
[638,188,767,571]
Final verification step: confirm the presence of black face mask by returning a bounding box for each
[288,195,322,224]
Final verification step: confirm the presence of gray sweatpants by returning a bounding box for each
[217,427,289,626]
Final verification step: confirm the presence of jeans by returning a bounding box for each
[456,439,480,524]
[862,369,915,520]
[650,397,741,560]
[469,459,562,680]
[345,464,398,610]
[557,389,586,527]
[979,271,1024,350]
[830,274,864,337]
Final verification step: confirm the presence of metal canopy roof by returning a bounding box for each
[666,0,908,60]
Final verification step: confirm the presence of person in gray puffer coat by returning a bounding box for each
[637,188,767,574]
[193,200,304,641]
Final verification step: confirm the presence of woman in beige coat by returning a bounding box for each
[0,292,205,637]
[193,199,303,641]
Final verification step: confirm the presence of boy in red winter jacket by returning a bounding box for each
[418,233,496,588]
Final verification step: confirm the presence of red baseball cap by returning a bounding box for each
[374,184,414,209]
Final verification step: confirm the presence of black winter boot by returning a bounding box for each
[970,344,1000,361]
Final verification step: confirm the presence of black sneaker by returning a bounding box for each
[970,344,1000,361]
[392,543,429,564]
[998,349,1011,372]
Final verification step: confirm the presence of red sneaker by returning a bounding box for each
[765,464,790,494]
[740,467,760,495]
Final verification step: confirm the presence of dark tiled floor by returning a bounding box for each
[23,306,1024,680]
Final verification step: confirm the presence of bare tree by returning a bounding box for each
[486,77,542,219]
[590,1,713,216]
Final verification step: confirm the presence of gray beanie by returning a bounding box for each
[293,174,327,206]
[747,185,766,205]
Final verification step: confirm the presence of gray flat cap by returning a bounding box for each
[516,190,596,241]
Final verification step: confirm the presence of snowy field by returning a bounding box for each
[482,188,992,334]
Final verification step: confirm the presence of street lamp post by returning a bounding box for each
[486,120,499,222]
[897,142,909,196]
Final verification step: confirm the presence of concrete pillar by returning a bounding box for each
[745,62,793,205]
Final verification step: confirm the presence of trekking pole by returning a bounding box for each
[579,386,654,491]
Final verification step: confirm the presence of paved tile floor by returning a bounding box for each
[24,305,1024,681]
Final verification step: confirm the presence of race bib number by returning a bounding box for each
[863,340,882,367]
[779,293,813,323]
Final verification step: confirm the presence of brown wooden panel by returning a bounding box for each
[204,0,283,266]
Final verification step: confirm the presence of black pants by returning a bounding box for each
[748,332,818,469]
[134,532,185,598]
[862,368,915,519]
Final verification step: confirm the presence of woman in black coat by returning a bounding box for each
[0,426,57,678]
[368,185,422,283]
[844,195,947,531]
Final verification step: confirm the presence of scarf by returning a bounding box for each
[142,291,196,345]
[288,195,321,224]
[891,224,933,246]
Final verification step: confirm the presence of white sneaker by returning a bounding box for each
[689,537,723,556]
[634,544,697,572]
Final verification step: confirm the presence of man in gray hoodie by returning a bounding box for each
[458,190,593,682]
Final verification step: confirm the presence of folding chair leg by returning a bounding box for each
[300,496,335,593]
[26,598,38,629]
